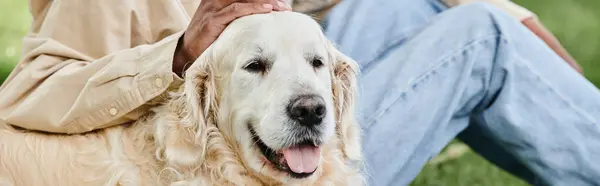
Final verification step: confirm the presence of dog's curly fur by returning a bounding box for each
[0,11,364,186]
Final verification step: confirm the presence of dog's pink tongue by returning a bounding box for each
[282,145,321,174]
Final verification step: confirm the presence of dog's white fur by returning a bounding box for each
[0,11,363,186]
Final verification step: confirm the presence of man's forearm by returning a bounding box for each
[0,32,185,134]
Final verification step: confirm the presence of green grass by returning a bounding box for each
[412,141,530,186]
[0,0,31,82]
[0,0,598,185]
[412,143,529,186]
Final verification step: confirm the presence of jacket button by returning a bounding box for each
[155,77,164,88]
[109,108,118,116]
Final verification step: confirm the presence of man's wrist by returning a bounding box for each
[173,34,195,78]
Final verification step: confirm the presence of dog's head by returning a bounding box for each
[171,11,362,184]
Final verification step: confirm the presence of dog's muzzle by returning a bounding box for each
[248,94,329,179]
[249,125,321,179]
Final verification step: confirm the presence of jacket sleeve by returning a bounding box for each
[0,0,190,134]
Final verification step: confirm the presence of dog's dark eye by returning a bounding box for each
[311,57,324,68]
[243,59,267,73]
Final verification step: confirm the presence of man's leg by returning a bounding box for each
[323,1,538,182]
[324,1,600,186]
[323,0,536,184]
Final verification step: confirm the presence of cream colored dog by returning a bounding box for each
[0,11,364,186]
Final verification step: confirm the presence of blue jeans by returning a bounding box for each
[322,0,600,185]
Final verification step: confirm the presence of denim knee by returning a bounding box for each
[434,2,523,40]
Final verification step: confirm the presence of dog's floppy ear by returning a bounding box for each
[328,41,362,162]
[157,47,257,184]
[156,47,221,169]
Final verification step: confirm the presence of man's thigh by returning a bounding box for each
[323,0,446,69]
[323,1,466,184]
[323,0,445,122]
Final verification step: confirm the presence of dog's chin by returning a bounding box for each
[248,124,322,179]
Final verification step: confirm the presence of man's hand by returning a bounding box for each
[173,0,291,77]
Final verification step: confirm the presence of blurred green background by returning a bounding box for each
[0,0,598,185]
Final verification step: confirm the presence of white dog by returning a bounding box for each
[0,11,364,186]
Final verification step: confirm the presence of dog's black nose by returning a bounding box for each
[287,95,326,126]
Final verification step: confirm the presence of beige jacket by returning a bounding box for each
[0,0,534,134]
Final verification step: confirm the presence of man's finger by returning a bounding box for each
[218,0,289,10]
[241,0,291,11]
[271,0,292,11]
[213,2,275,25]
